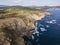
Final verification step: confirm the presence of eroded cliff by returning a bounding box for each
[0,7,50,45]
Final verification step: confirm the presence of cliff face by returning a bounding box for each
[0,7,50,45]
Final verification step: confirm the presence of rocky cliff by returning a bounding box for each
[0,7,50,45]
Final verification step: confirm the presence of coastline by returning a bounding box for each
[0,8,51,45]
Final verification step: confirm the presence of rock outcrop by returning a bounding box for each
[0,8,51,45]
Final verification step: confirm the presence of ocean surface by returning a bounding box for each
[32,10,60,45]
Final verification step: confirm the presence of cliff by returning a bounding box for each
[0,7,50,45]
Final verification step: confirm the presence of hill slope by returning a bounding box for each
[0,6,50,45]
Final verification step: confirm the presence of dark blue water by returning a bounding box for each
[32,10,60,45]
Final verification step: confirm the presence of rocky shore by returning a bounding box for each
[0,7,51,45]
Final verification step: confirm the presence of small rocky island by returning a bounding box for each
[0,6,50,45]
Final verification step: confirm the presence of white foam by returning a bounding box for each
[32,35,35,39]
[40,28,47,32]
[37,33,39,36]
[46,25,50,28]
[39,24,44,27]
[35,30,39,33]
[46,20,56,24]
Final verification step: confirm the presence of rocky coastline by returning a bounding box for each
[0,8,51,45]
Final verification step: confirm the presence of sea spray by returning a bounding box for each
[32,21,39,40]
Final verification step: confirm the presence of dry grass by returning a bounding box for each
[0,7,45,18]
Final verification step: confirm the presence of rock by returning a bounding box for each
[3,40,10,45]
[15,37,25,45]
[0,11,50,45]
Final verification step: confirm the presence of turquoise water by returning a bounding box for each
[32,10,60,45]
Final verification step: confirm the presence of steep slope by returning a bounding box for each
[0,7,50,45]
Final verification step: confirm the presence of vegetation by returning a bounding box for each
[0,6,45,18]
[0,6,48,45]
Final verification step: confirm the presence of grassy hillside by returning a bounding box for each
[0,6,45,18]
